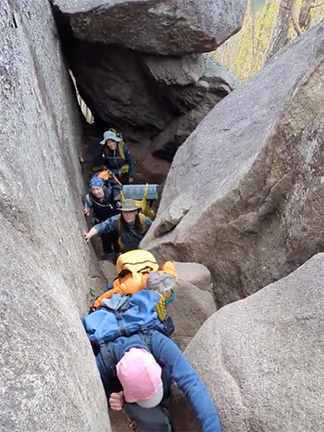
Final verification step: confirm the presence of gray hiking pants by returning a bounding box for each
[124,403,171,432]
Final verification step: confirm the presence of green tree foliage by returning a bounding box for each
[214,0,324,82]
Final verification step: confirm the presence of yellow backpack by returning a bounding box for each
[120,183,155,219]
[116,249,159,278]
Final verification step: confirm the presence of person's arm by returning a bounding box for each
[83,215,118,242]
[94,215,119,235]
[152,332,222,432]
[83,226,98,242]
[95,350,123,403]
[80,151,104,165]
[161,261,177,279]
[124,147,134,180]
[92,274,149,310]
[109,392,124,411]
[92,278,141,310]
[83,194,93,216]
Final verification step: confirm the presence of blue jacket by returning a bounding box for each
[96,331,222,432]
[95,214,152,252]
[85,145,134,178]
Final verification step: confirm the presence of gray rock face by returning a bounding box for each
[52,0,248,55]
[170,253,324,432]
[142,21,324,305]
[170,263,216,349]
[142,54,206,86]
[68,42,174,137]
[69,40,237,158]
[0,2,109,431]
[151,55,239,158]
[174,261,213,292]
[169,280,216,350]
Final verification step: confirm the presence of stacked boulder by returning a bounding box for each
[142,20,324,306]
[171,253,324,432]
[52,0,246,158]
[0,1,109,431]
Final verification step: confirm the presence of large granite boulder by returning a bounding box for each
[142,21,324,305]
[175,261,213,293]
[66,38,238,159]
[171,253,324,432]
[0,2,109,431]
[170,263,216,349]
[52,0,240,159]
[52,0,248,55]
[142,54,206,86]
[151,56,238,159]
[66,42,174,140]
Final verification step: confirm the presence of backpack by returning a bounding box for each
[83,290,174,350]
[120,183,155,219]
[116,249,159,277]
[114,248,159,287]
[108,128,127,162]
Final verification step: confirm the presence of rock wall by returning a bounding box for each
[52,0,243,159]
[170,262,216,349]
[52,0,248,55]
[171,253,324,432]
[0,1,109,431]
[142,21,324,306]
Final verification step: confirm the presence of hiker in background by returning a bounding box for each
[83,177,121,257]
[79,129,134,184]
[83,199,152,253]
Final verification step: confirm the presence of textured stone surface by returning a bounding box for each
[52,0,248,55]
[99,260,118,285]
[142,21,324,306]
[169,279,216,350]
[67,39,237,159]
[170,262,215,349]
[151,55,239,158]
[142,54,205,86]
[171,253,324,432]
[68,43,173,137]
[0,2,109,431]
[175,261,213,293]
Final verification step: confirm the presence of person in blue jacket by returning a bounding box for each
[95,329,222,432]
[79,129,134,184]
[83,199,152,253]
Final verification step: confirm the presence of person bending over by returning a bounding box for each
[96,330,222,432]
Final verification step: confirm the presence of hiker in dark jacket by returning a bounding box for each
[83,177,121,255]
[79,130,134,184]
[96,330,222,432]
[83,199,152,253]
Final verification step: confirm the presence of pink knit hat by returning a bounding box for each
[116,348,163,408]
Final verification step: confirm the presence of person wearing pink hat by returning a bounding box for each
[95,330,222,432]
[117,348,164,409]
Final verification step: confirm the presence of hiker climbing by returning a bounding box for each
[83,177,121,257]
[79,129,134,184]
[83,288,222,432]
[83,199,152,254]
[91,249,177,311]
